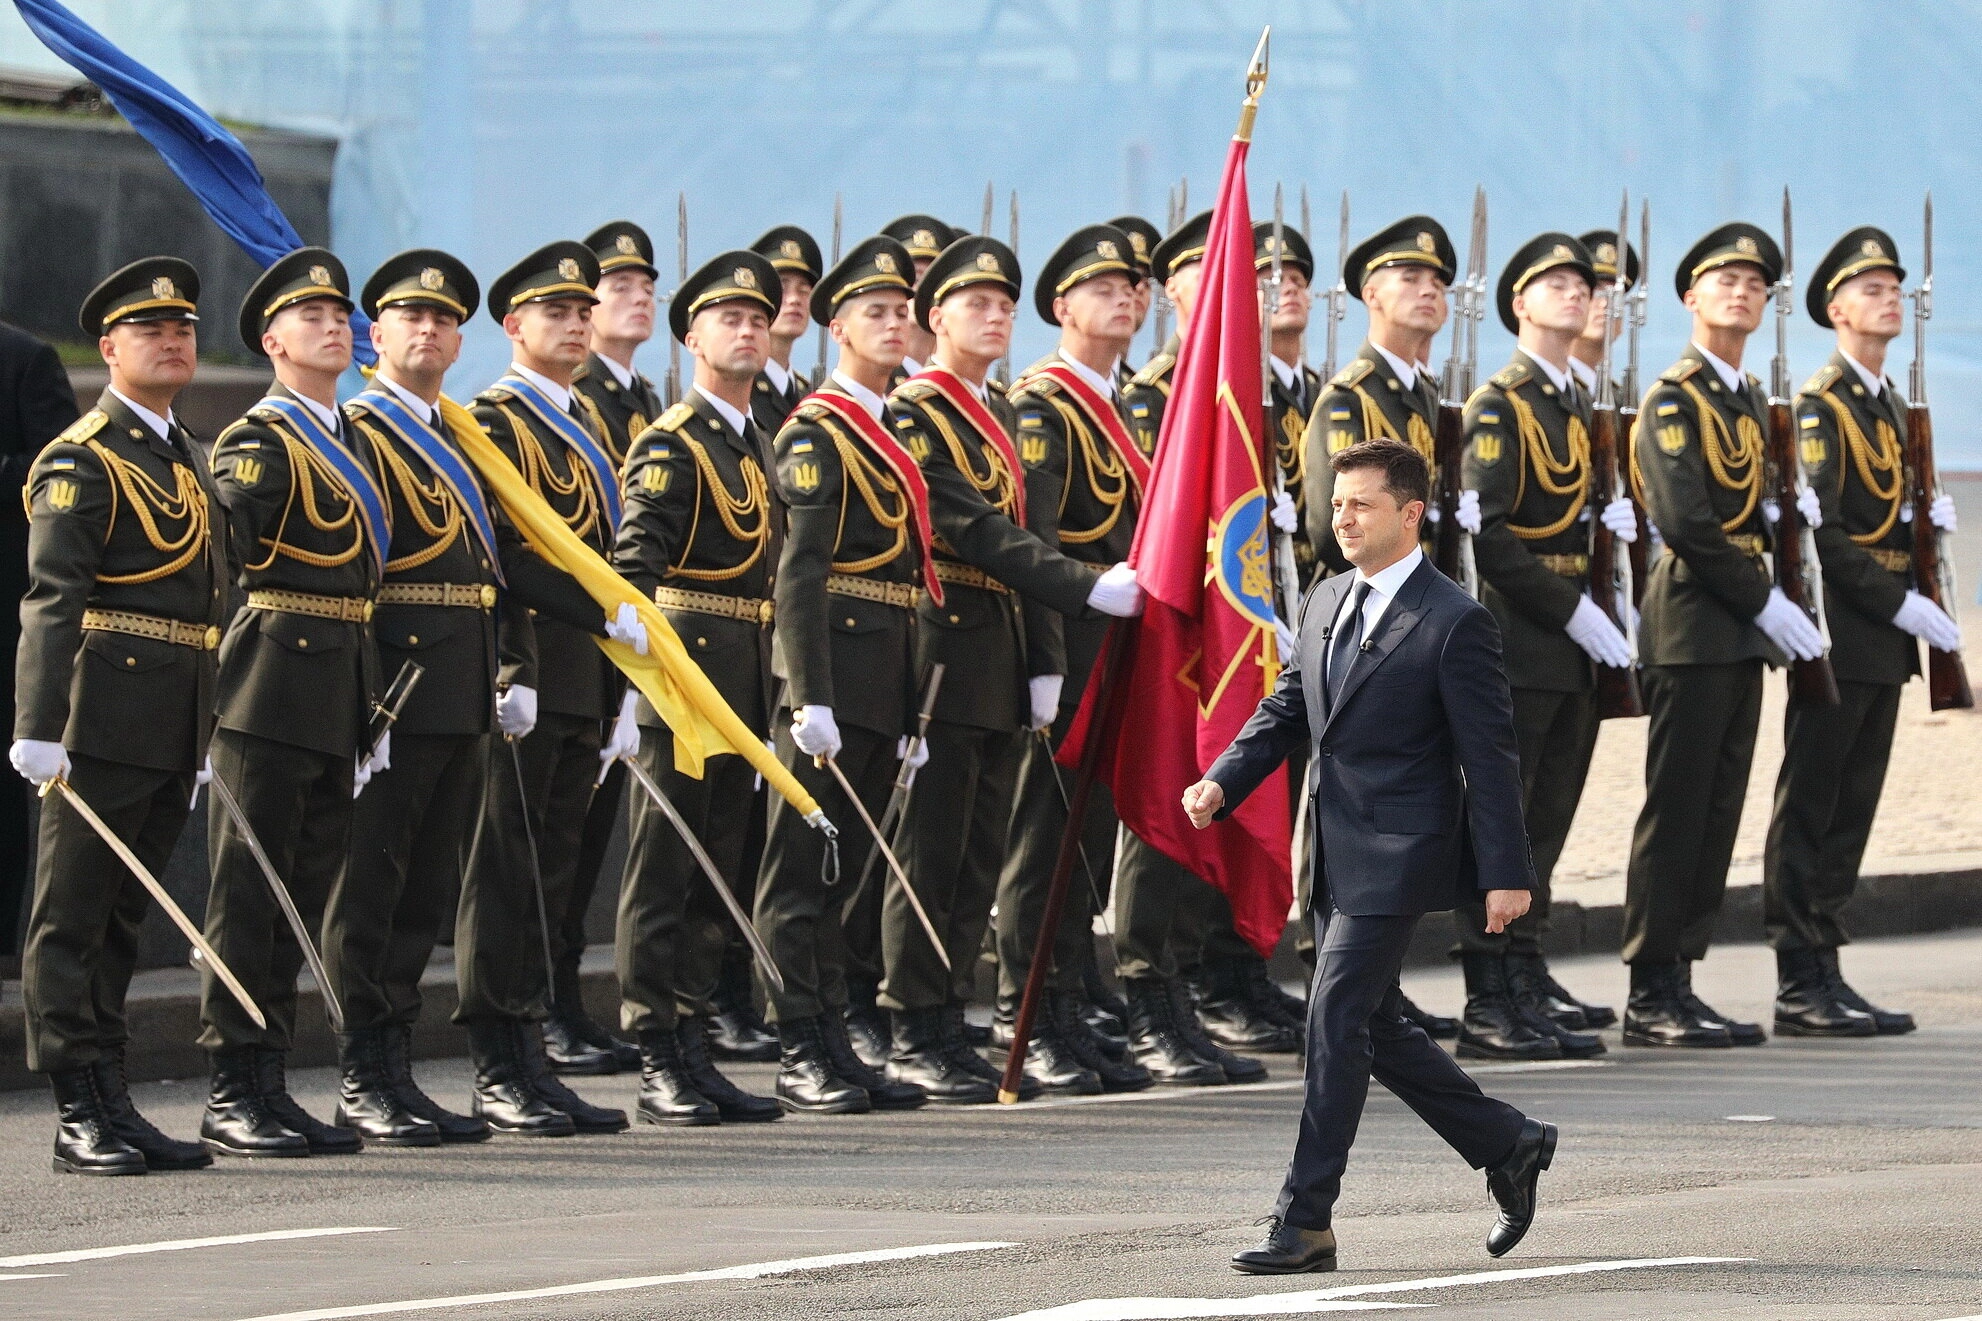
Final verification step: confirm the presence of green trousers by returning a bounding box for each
[995,725,1118,1001]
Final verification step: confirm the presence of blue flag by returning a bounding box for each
[15,0,376,364]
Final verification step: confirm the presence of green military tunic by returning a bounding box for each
[199,383,382,1052]
[1763,352,1918,953]
[1625,346,1782,966]
[613,390,776,1034]
[754,379,923,1024]
[573,352,663,470]
[18,392,230,1072]
[1301,340,1443,578]
[1270,356,1324,589]
[1454,351,1602,957]
[752,363,811,440]
[886,370,1098,1012]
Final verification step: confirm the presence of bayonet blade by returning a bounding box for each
[981,180,994,236]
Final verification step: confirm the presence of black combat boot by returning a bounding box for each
[1511,950,1614,1028]
[1049,989,1151,1093]
[995,998,1101,1096]
[1815,946,1914,1034]
[1621,963,1731,1048]
[202,1047,310,1157]
[384,1024,488,1143]
[50,1067,146,1175]
[1504,956,1604,1058]
[468,1020,575,1136]
[1167,979,1267,1082]
[675,1017,781,1122]
[1243,956,1310,1038]
[632,1026,719,1126]
[520,1023,628,1133]
[90,1046,209,1170]
[1080,951,1131,1047]
[253,1047,362,1154]
[1773,948,1877,1037]
[1122,977,1225,1086]
[774,1015,871,1114]
[886,1007,995,1104]
[1457,953,1563,1061]
[843,1001,893,1070]
[1676,962,1766,1045]
[941,1003,1037,1098]
[1194,957,1302,1053]
[542,1008,621,1075]
[1397,990,1459,1039]
[335,1028,441,1146]
[818,1009,926,1110]
[706,952,780,1062]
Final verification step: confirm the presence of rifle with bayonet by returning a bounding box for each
[666,192,686,406]
[813,192,841,386]
[1905,191,1974,710]
[1322,190,1348,382]
[1002,189,1018,385]
[1623,199,1652,608]
[1264,184,1301,626]
[1764,187,1841,707]
[1588,190,1644,720]
[1433,187,1483,596]
[1299,185,1313,372]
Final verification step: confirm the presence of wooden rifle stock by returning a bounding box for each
[1765,397,1840,706]
[1432,400,1466,582]
[1904,400,1974,710]
[1586,405,1643,719]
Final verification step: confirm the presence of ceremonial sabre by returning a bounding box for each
[364,660,424,769]
[616,752,786,993]
[816,753,948,972]
[851,663,946,899]
[42,777,264,1030]
[503,734,559,992]
[207,771,345,1032]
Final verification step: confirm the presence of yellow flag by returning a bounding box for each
[437,395,823,823]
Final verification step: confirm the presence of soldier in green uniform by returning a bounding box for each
[196,248,379,1159]
[993,226,1156,1093]
[554,220,666,1076]
[1258,222,1324,588]
[880,215,958,379]
[1106,215,1162,390]
[452,241,649,1134]
[326,249,609,1146]
[1571,230,1638,393]
[1625,222,1825,1048]
[14,259,229,1175]
[753,236,933,1115]
[1123,209,1207,459]
[750,225,822,436]
[610,249,789,1126]
[1451,233,1636,1063]
[885,234,1137,1101]
[1764,227,1958,1037]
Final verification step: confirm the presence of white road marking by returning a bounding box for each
[0,1227,395,1270]
[1724,1114,1775,1122]
[0,1274,63,1282]
[982,1060,1612,1114]
[233,1240,1017,1321]
[995,1255,1752,1319]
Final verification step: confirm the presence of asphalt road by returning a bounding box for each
[2,930,1979,1321]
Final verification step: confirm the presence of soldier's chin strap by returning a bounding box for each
[807,811,840,885]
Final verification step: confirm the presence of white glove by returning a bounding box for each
[1269,490,1298,534]
[1425,501,1443,525]
[1564,595,1633,668]
[1931,493,1959,533]
[10,738,69,786]
[792,704,842,759]
[366,729,392,776]
[1601,496,1639,543]
[1796,484,1822,530]
[196,755,213,789]
[496,684,538,738]
[601,690,640,766]
[1755,587,1826,661]
[896,733,931,771]
[1087,562,1144,617]
[1893,589,1962,653]
[1455,489,1482,536]
[603,601,650,656]
[1028,674,1063,731]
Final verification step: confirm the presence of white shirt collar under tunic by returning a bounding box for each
[108,388,175,442]
[1840,350,1886,397]
[1061,351,1117,399]
[831,370,886,421]
[596,353,635,390]
[1371,341,1418,392]
[510,361,573,413]
[693,386,750,438]
[1519,348,1574,396]
[1692,342,1745,394]
[374,372,436,426]
[762,356,793,395]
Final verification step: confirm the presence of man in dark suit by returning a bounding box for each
[1183,438,1556,1272]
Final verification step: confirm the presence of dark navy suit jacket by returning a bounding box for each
[1206,555,1535,916]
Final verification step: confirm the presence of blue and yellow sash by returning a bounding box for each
[496,372,623,532]
[255,395,391,576]
[351,387,506,585]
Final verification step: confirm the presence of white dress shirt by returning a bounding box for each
[287,387,342,436]
[1691,342,1745,393]
[693,385,750,438]
[510,361,573,413]
[108,388,175,442]
[1330,545,1425,656]
[763,356,793,395]
[1519,348,1574,396]
[901,355,924,378]
[596,353,636,390]
[1567,355,1598,396]
[1840,350,1887,397]
[831,370,887,421]
[1061,351,1117,399]
[1371,342,1419,392]
[374,372,436,426]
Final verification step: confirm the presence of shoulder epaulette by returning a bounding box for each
[655,401,695,432]
[1800,363,1843,396]
[1658,359,1701,385]
[792,401,829,423]
[1019,372,1061,398]
[1330,358,1374,389]
[571,360,594,382]
[1488,361,1529,390]
[48,410,109,450]
[893,379,937,403]
[1130,353,1174,388]
[478,385,517,404]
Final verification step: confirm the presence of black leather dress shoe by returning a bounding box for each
[775,1016,872,1114]
[1457,954,1563,1061]
[889,1009,996,1104]
[1677,964,1766,1045]
[675,1018,781,1122]
[818,1010,926,1110]
[335,1029,442,1147]
[1231,1216,1337,1274]
[1485,1118,1556,1256]
[254,1048,363,1154]
[1124,977,1226,1086]
[1398,991,1460,1039]
[385,1025,489,1143]
[51,1068,147,1176]
[1622,964,1731,1048]
[90,1048,210,1170]
[1816,947,1914,1034]
[1774,948,1877,1038]
[633,1028,720,1126]
[468,1021,576,1137]
[202,1049,311,1157]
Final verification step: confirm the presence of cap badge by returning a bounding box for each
[1415,232,1435,254]
[152,276,178,300]
[875,252,898,275]
[1596,242,1616,264]
[735,266,758,290]
[975,252,1000,273]
[308,264,333,288]
[1862,238,1884,258]
[1097,239,1120,261]
[615,234,638,256]
[912,229,936,251]
[1130,234,1149,259]
[780,239,801,259]
[1735,236,1760,257]
[557,257,582,281]
[1550,244,1571,260]
[419,267,446,291]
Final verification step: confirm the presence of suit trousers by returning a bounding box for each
[1454,686,1600,956]
[754,717,893,1023]
[1763,680,1901,953]
[1622,661,1763,965]
[199,728,355,1051]
[326,731,485,1033]
[615,728,746,1034]
[453,712,602,1025]
[995,724,1119,1001]
[1276,906,1527,1229]
[22,754,194,1071]
[883,721,1019,1011]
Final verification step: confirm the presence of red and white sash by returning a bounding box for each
[801,387,945,607]
[905,365,1026,525]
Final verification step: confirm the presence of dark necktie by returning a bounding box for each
[1328,579,1372,710]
